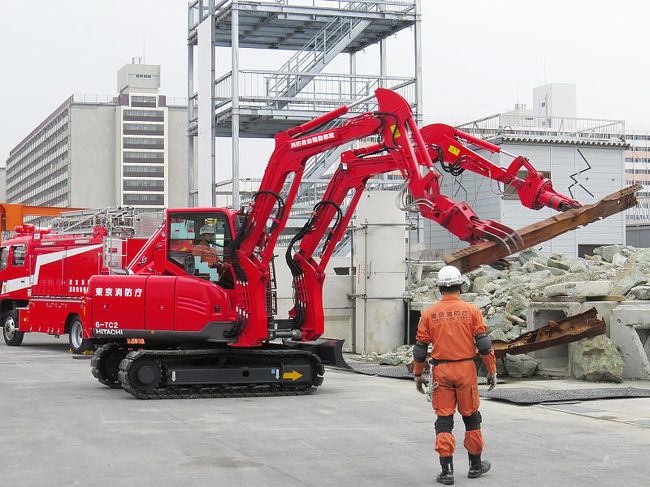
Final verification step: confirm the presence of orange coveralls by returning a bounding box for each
[413,294,496,458]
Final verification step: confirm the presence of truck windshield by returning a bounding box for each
[12,245,25,266]
[0,247,7,271]
[167,211,232,285]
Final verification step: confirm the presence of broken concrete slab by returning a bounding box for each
[545,280,614,298]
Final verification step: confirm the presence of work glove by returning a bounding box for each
[415,374,427,394]
[487,372,497,391]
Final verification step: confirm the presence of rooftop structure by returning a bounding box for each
[187,0,421,208]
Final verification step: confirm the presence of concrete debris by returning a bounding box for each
[593,244,624,263]
[505,353,538,378]
[400,244,650,381]
[627,286,650,301]
[569,335,624,383]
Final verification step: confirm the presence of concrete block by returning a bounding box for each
[610,305,650,380]
[594,244,624,263]
[545,280,613,298]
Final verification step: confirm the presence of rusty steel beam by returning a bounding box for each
[444,184,642,274]
[491,308,606,359]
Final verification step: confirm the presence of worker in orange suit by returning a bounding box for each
[192,224,234,289]
[192,224,220,267]
[412,265,497,485]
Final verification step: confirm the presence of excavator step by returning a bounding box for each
[444,184,641,273]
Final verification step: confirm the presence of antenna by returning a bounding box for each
[544,59,547,85]
[143,26,146,63]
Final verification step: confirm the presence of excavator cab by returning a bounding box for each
[167,209,235,287]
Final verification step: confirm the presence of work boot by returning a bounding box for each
[468,453,491,479]
[436,456,454,485]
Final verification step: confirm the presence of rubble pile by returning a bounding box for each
[370,245,650,380]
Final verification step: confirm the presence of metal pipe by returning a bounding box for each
[187,4,195,207]
[208,0,216,207]
[363,222,368,354]
[349,227,356,352]
[414,0,423,125]
[407,214,412,343]
[231,0,240,209]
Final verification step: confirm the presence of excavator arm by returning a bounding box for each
[229,88,422,346]
[283,91,588,343]
[419,124,581,212]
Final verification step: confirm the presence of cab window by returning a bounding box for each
[0,247,8,271]
[167,211,232,285]
[12,245,25,266]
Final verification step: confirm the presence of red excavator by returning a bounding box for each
[86,88,588,398]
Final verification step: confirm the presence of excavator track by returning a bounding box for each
[117,347,325,399]
[91,343,128,389]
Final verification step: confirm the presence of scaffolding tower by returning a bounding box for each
[187,0,421,210]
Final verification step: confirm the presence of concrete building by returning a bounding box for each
[425,83,627,258]
[4,60,188,212]
[624,131,650,224]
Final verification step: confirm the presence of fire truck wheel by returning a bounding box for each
[68,318,93,354]
[2,310,24,346]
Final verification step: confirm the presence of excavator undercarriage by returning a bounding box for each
[93,343,324,399]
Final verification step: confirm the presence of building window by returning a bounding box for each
[123,179,164,192]
[130,95,157,108]
[123,165,164,178]
[123,137,164,149]
[135,74,152,79]
[123,123,164,136]
[123,109,164,122]
[123,193,164,205]
[503,170,551,200]
[123,151,164,163]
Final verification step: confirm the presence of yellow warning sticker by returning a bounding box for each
[448,145,460,156]
[282,370,303,381]
[390,124,401,138]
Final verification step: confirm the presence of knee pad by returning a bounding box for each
[435,415,454,435]
[462,411,482,431]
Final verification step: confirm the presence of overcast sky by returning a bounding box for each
[1,0,648,173]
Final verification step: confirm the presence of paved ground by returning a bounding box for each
[2,334,650,487]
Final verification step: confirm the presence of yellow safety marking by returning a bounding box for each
[448,145,460,156]
[390,124,401,138]
[282,370,303,381]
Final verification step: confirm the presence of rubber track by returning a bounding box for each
[91,343,124,389]
[117,348,325,399]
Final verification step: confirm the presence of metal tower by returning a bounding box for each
[187,0,421,209]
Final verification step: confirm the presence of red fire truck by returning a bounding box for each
[0,208,147,353]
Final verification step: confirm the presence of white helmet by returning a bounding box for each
[199,224,216,236]
[437,265,463,287]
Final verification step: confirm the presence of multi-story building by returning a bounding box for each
[5,60,188,212]
[624,132,650,224]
